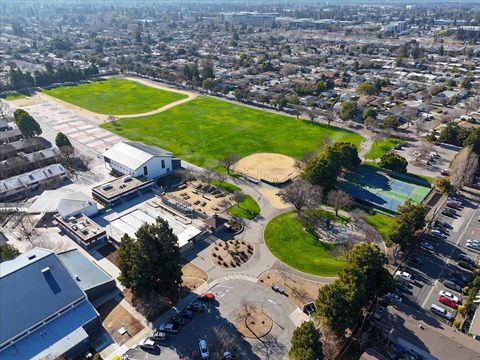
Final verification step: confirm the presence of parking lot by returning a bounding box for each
[392,193,480,324]
[124,279,297,360]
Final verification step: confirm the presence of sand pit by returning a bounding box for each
[233,153,299,184]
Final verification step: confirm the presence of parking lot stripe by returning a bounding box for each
[421,208,477,309]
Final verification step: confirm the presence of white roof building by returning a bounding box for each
[28,190,98,219]
[102,142,180,179]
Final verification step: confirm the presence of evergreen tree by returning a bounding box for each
[14,109,42,138]
[289,321,324,360]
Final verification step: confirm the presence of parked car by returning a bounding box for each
[441,169,450,176]
[158,323,178,334]
[198,339,209,359]
[420,241,434,251]
[199,292,215,301]
[223,352,234,360]
[139,337,157,351]
[188,302,206,312]
[458,260,476,271]
[171,316,187,326]
[430,229,446,238]
[410,255,424,265]
[373,306,386,320]
[432,226,449,235]
[395,283,413,295]
[442,209,457,218]
[457,254,477,266]
[386,293,402,304]
[439,290,460,303]
[395,271,413,282]
[152,330,167,342]
[466,241,480,251]
[438,296,458,309]
[446,202,462,210]
[179,310,193,319]
[434,220,452,229]
[443,279,462,292]
[430,304,453,320]
[449,270,470,285]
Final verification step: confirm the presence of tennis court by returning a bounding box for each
[339,166,432,213]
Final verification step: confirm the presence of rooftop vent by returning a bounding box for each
[75,275,80,281]
[41,267,50,274]
[27,254,36,260]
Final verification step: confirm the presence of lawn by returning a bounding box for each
[1,92,27,100]
[264,211,346,277]
[211,179,241,194]
[365,137,405,160]
[228,195,260,220]
[42,78,187,115]
[102,96,363,169]
[364,211,395,241]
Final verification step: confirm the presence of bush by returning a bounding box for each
[379,152,408,173]
[453,319,461,329]
[458,305,466,315]
[435,178,451,193]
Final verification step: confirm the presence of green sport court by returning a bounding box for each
[339,166,432,213]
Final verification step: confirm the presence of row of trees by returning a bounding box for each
[7,64,98,90]
[302,142,361,193]
[436,123,480,155]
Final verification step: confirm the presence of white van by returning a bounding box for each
[430,304,452,320]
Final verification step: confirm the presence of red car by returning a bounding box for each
[438,296,457,309]
[199,292,215,301]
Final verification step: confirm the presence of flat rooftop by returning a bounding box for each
[108,208,201,248]
[55,214,105,244]
[92,176,153,200]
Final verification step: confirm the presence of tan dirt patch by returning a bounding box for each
[98,299,144,344]
[233,152,300,184]
[257,186,291,209]
[181,262,208,281]
[258,270,324,308]
[235,306,273,339]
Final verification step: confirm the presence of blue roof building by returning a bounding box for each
[0,248,100,360]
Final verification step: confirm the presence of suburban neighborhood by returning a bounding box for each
[1,1,480,360]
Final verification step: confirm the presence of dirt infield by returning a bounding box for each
[233,152,300,184]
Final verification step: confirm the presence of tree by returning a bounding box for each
[0,244,20,262]
[199,167,217,185]
[363,107,377,120]
[327,190,353,216]
[345,242,393,299]
[340,101,357,121]
[382,115,400,130]
[14,109,42,138]
[364,116,378,129]
[379,152,408,173]
[302,145,341,193]
[219,153,240,175]
[332,142,361,170]
[289,321,324,360]
[463,128,480,155]
[357,82,377,95]
[55,132,71,148]
[279,179,323,212]
[435,177,451,193]
[387,200,426,249]
[118,218,182,298]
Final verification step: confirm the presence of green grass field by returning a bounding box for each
[364,211,395,240]
[102,96,363,169]
[43,78,187,115]
[228,195,260,220]
[1,92,27,100]
[211,180,241,194]
[365,138,405,160]
[264,212,346,276]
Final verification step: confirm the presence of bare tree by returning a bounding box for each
[451,147,479,190]
[278,179,323,212]
[307,109,317,123]
[0,101,13,121]
[219,153,240,175]
[199,167,217,185]
[323,111,336,126]
[327,190,353,216]
[350,208,365,225]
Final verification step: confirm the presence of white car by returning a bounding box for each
[139,337,157,351]
[421,242,434,251]
[386,293,402,304]
[395,271,412,282]
[198,339,209,359]
[430,230,446,238]
[439,290,459,303]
